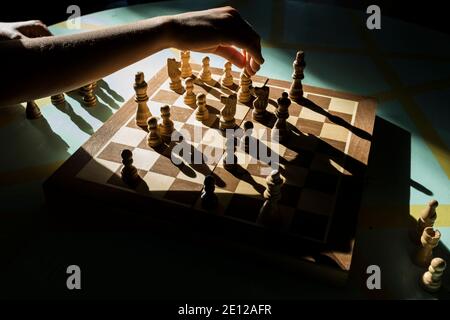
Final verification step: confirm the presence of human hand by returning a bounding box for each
[167,6,264,76]
[0,20,52,40]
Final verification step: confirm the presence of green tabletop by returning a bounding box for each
[1,0,449,299]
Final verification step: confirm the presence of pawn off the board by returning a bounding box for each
[51,93,66,106]
[26,100,42,119]
[421,257,446,293]
[82,83,97,106]
[415,227,441,267]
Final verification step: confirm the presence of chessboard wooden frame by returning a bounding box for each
[43,63,377,284]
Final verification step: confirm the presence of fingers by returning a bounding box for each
[213,46,246,68]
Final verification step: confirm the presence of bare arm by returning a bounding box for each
[0,6,264,106]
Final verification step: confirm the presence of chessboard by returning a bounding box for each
[44,60,377,284]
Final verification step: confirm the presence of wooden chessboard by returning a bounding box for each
[44,61,377,284]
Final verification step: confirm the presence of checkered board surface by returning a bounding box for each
[70,62,376,247]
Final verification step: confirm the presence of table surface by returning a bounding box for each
[1,0,449,299]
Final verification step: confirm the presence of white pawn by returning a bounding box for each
[147,116,162,148]
[195,93,209,122]
[199,56,212,83]
[180,50,192,78]
[159,105,174,140]
[221,61,234,87]
[415,227,441,267]
[237,71,252,103]
[257,170,284,227]
[421,257,446,293]
[183,77,196,105]
[417,200,438,243]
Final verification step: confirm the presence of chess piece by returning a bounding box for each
[195,93,209,122]
[159,105,174,140]
[134,72,152,128]
[252,85,269,121]
[223,134,238,171]
[421,257,446,293]
[201,175,218,210]
[199,56,212,82]
[121,149,140,187]
[416,200,438,243]
[183,77,196,105]
[25,101,42,119]
[289,50,306,101]
[180,50,192,78]
[219,94,237,130]
[221,61,234,87]
[146,116,162,147]
[167,58,184,94]
[237,71,252,103]
[241,120,254,153]
[257,170,284,226]
[91,81,98,89]
[82,83,97,106]
[51,93,65,106]
[415,227,441,267]
[272,92,292,142]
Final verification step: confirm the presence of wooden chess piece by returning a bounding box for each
[201,175,218,210]
[159,105,174,141]
[257,170,284,227]
[183,77,196,105]
[195,93,209,122]
[25,100,42,119]
[421,257,446,293]
[167,58,184,94]
[221,61,234,87]
[82,83,97,106]
[272,92,292,142]
[180,50,192,78]
[219,94,237,130]
[415,227,441,267]
[416,200,438,243]
[223,134,238,171]
[241,120,254,153]
[199,56,212,82]
[121,149,140,187]
[237,71,252,103]
[146,116,162,147]
[134,71,152,128]
[252,85,269,121]
[51,93,66,106]
[289,50,306,101]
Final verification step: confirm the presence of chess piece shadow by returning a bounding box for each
[53,101,94,135]
[94,86,121,110]
[66,91,114,123]
[298,96,372,141]
[96,79,125,103]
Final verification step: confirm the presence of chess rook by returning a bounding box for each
[199,56,212,82]
[167,58,184,94]
[147,116,162,147]
[289,50,306,101]
[421,257,446,293]
[25,100,42,119]
[180,50,192,78]
[121,149,140,187]
[134,72,152,128]
[195,93,209,122]
[159,105,174,141]
[416,199,438,243]
[51,93,66,106]
[252,85,269,122]
[82,83,97,107]
[220,94,237,130]
[272,92,292,142]
[237,71,252,103]
[221,61,234,87]
[201,175,218,210]
[415,227,441,267]
[257,170,284,227]
[183,77,196,105]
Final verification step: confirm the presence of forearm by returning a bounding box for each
[0,15,173,105]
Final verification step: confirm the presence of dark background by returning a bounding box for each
[0,0,449,35]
